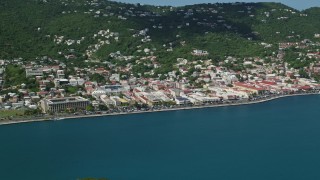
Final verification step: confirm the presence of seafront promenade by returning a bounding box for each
[0,92,318,126]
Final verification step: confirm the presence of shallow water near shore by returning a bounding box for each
[1,95,320,180]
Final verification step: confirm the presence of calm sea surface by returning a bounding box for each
[1,95,320,180]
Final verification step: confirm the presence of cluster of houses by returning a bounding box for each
[0,51,320,114]
[1,1,320,115]
[46,0,320,64]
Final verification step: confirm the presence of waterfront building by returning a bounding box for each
[133,90,162,106]
[40,97,90,113]
[175,96,191,105]
[188,93,220,103]
[233,82,265,95]
[110,96,129,106]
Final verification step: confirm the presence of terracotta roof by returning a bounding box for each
[234,82,264,91]
[261,80,276,85]
[300,85,312,90]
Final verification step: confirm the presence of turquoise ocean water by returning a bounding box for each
[1,95,320,180]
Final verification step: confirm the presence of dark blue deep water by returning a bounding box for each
[1,95,320,180]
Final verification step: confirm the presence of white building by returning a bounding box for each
[26,68,43,77]
[110,74,120,81]
[175,96,191,105]
[56,70,65,79]
[40,96,90,113]
[69,78,85,86]
[192,49,209,56]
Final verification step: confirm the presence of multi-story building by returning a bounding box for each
[40,97,90,113]
[95,85,126,95]
[56,70,65,79]
[69,78,85,86]
[25,68,43,77]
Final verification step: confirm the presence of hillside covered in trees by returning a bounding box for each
[0,0,320,68]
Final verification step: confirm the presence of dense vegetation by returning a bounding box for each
[0,0,319,70]
[4,65,39,90]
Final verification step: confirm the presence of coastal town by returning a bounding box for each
[0,39,320,122]
[1,0,320,122]
[2,1,320,180]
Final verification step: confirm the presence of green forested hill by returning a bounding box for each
[0,0,319,63]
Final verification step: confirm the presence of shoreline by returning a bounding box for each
[0,93,318,126]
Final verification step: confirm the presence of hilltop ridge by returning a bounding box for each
[0,0,319,60]
[0,0,320,77]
